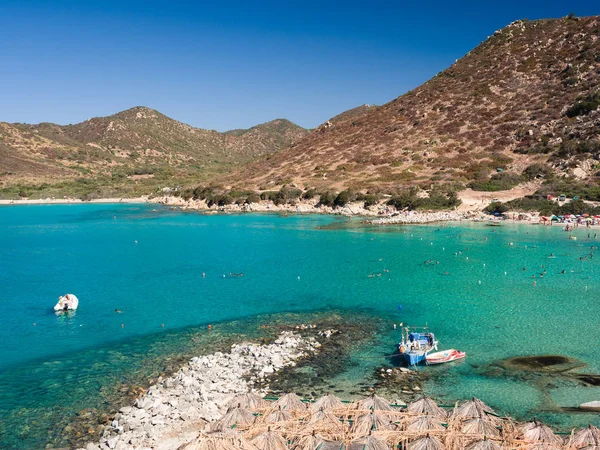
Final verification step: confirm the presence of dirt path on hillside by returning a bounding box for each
[457,181,542,211]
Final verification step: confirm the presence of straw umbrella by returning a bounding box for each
[520,420,564,445]
[569,425,600,449]
[291,430,326,450]
[465,438,503,450]
[356,393,394,412]
[452,398,497,421]
[408,435,446,450]
[461,417,501,438]
[408,397,448,420]
[182,431,258,450]
[212,405,256,431]
[407,416,446,433]
[274,393,307,412]
[348,433,390,450]
[251,428,288,450]
[351,410,393,436]
[311,393,344,411]
[227,392,268,411]
[265,406,293,424]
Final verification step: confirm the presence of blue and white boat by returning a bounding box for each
[398,327,438,366]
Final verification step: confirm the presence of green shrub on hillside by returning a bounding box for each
[317,191,337,207]
[566,91,600,117]
[468,172,523,191]
[333,189,356,207]
[522,163,553,180]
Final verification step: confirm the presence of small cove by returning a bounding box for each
[1,204,599,448]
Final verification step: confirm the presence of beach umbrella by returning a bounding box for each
[408,397,448,420]
[311,393,344,411]
[452,398,497,421]
[213,405,255,431]
[348,433,390,450]
[351,410,393,436]
[309,408,342,426]
[183,431,258,450]
[227,392,268,411]
[465,438,502,450]
[408,435,446,450]
[520,420,563,445]
[274,393,307,412]
[407,416,445,432]
[460,418,501,437]
[252,428,288,450]
[570,425,600,448]
[265,406,293,423]
[291,431,326,450]
[355,393,394,412]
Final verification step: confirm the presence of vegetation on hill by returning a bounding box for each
[225,15,600,197]
[0,108,308,199]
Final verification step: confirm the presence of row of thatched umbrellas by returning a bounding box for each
[181,392,600,450]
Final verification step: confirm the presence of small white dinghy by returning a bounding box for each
[426,349,466,365]
[579,401,600,412]
[54,294,79,312]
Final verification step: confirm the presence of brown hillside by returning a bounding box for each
[0,107,308,197]
[226,16,600,192]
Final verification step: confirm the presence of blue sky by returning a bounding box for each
[0,0,597,131]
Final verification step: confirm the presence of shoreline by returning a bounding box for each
[74,328,600,450]
[80,330,322,450]
[3,195,600,230]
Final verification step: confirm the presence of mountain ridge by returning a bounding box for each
[0,107,309,198]
[224,15,600,195]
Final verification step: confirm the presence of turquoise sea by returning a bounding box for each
[1,204,599,448]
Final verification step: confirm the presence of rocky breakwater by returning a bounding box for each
[82,331,320,450]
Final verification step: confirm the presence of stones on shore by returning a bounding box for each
[88,331,320,450]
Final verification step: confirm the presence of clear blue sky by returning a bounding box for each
[0,0,597,131]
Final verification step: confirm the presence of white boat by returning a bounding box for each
[54,294,79,311]
[579,401,600,412]
[426,349,466,365]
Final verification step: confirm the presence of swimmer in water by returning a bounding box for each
[114,309,123,313]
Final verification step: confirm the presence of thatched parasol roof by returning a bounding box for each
[351,410,393,436]
[274,393,307,411]
[251,428,288,450]
[452,398,497,421]
[461,417,501,437]
[347,433,390,450]
[291,431,326,450]
[212,405,255,431]
[265,406,293,424]
[182,431,258,450]
[520,420,564,445]
[408,397,448,420]
[570,425,600,448]
[465,438,502,450]
[408,435,446,450]
[227,392,268,411]
[520,444,564,450]
[407,416,446,432]
[309,408,343,426]
[355,393,394,412]
[311,393,344,411]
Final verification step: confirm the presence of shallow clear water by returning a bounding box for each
[1,204,599,447]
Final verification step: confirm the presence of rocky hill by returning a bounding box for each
[226,15,600,194]
[0,107,308,198]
